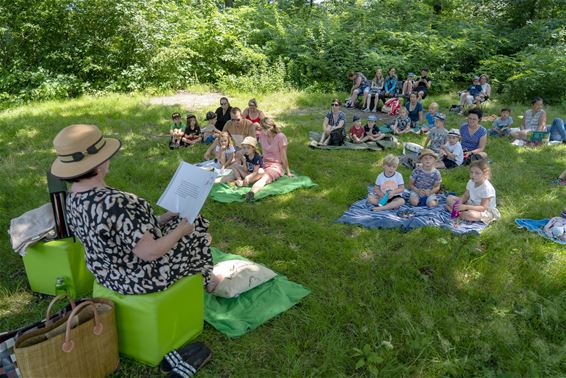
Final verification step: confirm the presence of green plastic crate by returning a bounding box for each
[23,238,94,298]
[93,273,204,366]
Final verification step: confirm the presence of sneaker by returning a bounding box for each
[245,191,255,202]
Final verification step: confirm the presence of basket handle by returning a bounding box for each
[45,294,77,323]
[61,301,103,353]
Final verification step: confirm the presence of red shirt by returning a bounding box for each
[350,125,365,139]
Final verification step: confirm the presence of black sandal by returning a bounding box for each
[160,342,212,377]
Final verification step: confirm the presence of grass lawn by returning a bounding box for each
[1,90,565,376]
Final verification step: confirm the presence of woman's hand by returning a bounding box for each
[159,212,179,225]
[177,218,195,236]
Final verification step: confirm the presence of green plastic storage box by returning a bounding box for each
[23,237,94,298]
[93,273,204,366]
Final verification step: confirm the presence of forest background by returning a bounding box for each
[1,0,565,107]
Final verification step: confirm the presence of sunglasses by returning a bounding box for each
[220,102,228,105]
[332,103,340,107]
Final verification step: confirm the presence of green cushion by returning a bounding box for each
[23,238,94,298]
[93,273,204,366]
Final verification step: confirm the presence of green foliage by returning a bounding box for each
[0,0,565,104]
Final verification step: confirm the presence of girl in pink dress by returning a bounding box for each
[245,117,293,202]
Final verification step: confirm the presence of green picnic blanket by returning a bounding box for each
[209,174,316,203]
[308,131,397,150]
[205,248,311,337]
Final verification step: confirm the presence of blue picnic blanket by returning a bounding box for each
[515,218,566,245]
[337,186,490,235]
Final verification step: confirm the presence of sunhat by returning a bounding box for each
[240,136,257,149]
[448,128,461,138]
[205,111,216,120]
[418,148,437,161]
[368,115,377,122]
[51,124,121,179]
[352,115,361,122]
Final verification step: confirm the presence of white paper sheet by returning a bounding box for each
[157,161,216,223]
[195,160,233,177]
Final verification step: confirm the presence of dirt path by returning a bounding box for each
[148,91,224,109]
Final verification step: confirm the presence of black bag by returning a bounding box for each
[329,129,345,146]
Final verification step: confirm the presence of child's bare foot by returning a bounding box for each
[235,179,244,187]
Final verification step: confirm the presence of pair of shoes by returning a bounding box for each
[160,342,212,377]
[363,108,370,112]
[245,191,255,202]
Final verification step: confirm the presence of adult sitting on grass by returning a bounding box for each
[245,117,293,202]
[222,107,255,147]
[510,97,566,143]
[405,93,424,130]
[214,97,232,131]
[50,124,215,294]
[242,98,266,127]
[318,99,346,146]
[414,68,432,101]
[459,108,488,162]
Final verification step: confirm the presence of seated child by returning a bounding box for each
[489,108,513,137]
[235,136,265,187]
[181,114,202,145]
[391,107,412,134]
[364,115,386,142]
[543,208,566,241]
[368,154,406,211]
[459,77,483,114]
[401,73,416,98]
[445,159,500,224]
[349,115,366,144]
[409,149,442,208]
[169,112,186,149]
[423,113,448,153]
[423,102,440,133]
[438,129,464,169]
[202,111,221,144]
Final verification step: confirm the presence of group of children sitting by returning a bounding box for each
[168,111,222,149]
[369,152,500,225]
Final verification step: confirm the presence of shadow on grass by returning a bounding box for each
[1,93,565,375]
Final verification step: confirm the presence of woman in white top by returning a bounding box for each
[510,96,546,141]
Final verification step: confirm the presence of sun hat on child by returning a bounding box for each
[51,124,121,179]
[352,115,361,122]
[205,111,216,120]
[418,148,438,161]
[448,128,461,138]
[434,113,446,121]
[368,115,377,121]
[240,136,257,149]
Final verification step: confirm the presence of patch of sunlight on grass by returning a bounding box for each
[15,128,39,139]
[0,291,34,317]
[271,259,297,271]
[454,268,481,289]
[273,209,289,220]
[234,245,259,258]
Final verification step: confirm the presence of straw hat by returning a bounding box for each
[240,136,257,149]
[51,124,121,179]
[418,148,438,161]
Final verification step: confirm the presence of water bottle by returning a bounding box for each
[378,190,391,207]
[55,276,75,298]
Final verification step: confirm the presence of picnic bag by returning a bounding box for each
[14,298,119,378]
[382,98,400,116]
[0,295,83,378]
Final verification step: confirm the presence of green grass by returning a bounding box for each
[1,91,565,376]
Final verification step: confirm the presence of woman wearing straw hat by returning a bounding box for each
[51,124,215,295]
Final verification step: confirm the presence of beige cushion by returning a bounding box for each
[212,260,277,298]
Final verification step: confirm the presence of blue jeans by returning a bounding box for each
[549,118,566,142]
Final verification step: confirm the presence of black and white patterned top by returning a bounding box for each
[66,187,212,294]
